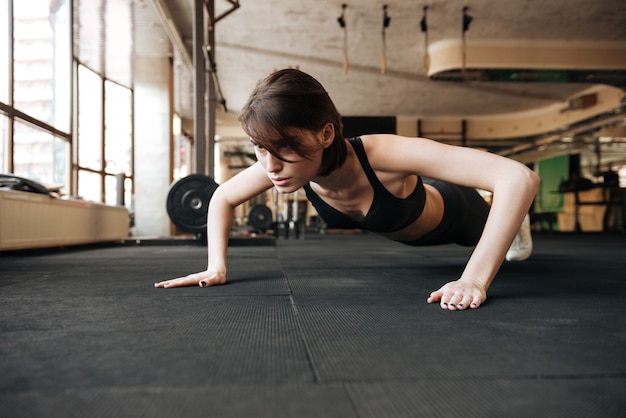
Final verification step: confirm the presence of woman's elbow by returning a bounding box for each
[528,167,540,191]
[518,165,540,198]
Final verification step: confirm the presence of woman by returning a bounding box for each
[155,69,539,311]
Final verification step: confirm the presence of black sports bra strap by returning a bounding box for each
[348,137,381,188]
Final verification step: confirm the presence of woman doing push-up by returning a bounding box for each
[155,68,539,311]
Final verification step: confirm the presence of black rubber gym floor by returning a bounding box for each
[1,232,625,417]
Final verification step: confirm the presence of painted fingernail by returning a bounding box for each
[458,303,464,307]
[449,303,455,307]
[200,281,206,287]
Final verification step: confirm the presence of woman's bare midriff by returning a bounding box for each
[379,184,445,242]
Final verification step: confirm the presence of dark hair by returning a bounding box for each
[238,68,347,176]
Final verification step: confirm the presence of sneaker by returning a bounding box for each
[506,213,533,261]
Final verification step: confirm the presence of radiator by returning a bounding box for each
[0,189,129,251]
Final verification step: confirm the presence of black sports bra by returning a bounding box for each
[303,137,427,233]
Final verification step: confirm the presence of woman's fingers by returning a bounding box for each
[427,280,486,310]
[199,273,226,288]
[426,289,443,304]
[154,271,225,289]
[457,294,474,310]
[154,274,197,288]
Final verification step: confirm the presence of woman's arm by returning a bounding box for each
[426,162,538,309]
[154,162,274,288]
[365,134,540,309]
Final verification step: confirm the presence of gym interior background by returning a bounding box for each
[1,0,626,248]
[2,2,626,417]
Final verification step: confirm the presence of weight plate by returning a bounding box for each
[248,204,274,231]
[166,174,218,233]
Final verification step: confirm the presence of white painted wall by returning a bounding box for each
[133,56,172,237]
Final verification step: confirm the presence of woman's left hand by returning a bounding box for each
[427,279,487,310]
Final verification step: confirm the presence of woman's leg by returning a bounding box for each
[505,213,533,261]
[404,178,532,259]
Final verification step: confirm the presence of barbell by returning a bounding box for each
[166,174,275,234]
[166,174,219,234]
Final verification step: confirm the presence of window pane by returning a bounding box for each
[173,114,191,181]
[0,0,9,104]
[78,169,101,203]
[78,65,102,171]
[104,80,132,175]
[13,119,68,187]
[13,0,71,132]
[104,174,132,207]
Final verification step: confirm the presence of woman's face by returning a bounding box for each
[252,128,325,193]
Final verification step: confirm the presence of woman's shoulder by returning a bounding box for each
[359,134,423,158]
[360,133,418,146]
[358,134,425,174]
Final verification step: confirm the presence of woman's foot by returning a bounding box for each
[506,213,533,261]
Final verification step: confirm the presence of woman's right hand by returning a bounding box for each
[154,268,226,289]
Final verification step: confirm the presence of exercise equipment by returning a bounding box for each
[381,4,391,74]
[248,204,273,232]
[166,174,218,234]
[337,4,349,74]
